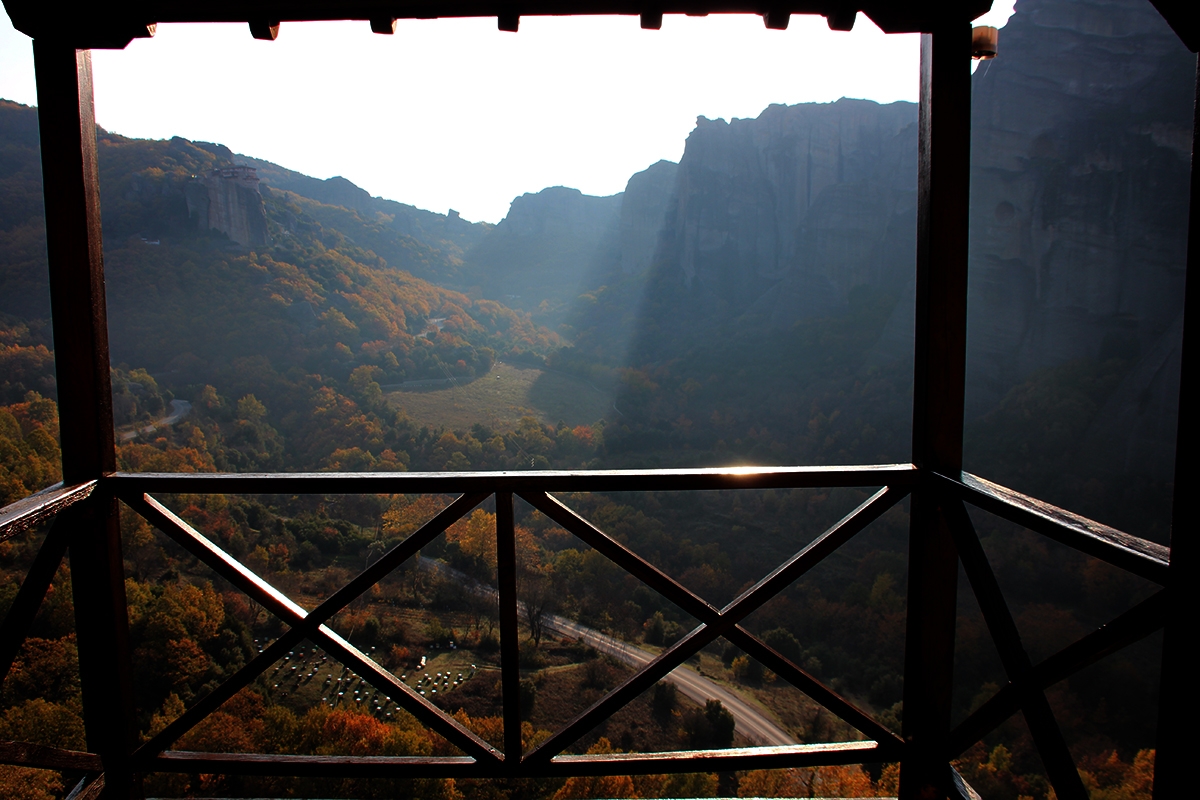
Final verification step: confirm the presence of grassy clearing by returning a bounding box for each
[386,361,612,431]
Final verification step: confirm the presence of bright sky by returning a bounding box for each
[1,5,1014,223]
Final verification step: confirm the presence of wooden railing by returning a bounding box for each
[0,463,1169,797]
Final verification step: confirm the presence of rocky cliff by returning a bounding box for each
[621,0,1192,471]
[619,160,678,275]
[964,0,1194,477]
[659,99,918,326]
[458,186,623,317]
[184,166,270,247]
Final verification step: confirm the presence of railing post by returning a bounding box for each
[495,492,522,767]
[1155,53,1200,798]
[900,22,972,800]
[33,40,136,798]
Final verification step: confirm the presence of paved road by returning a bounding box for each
[542,615,795,746]
[419,557,795,746]
[118,398,192,441]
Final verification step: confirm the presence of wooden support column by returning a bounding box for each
[900,22,972,800]
[496,492,523,767]
[1154,54,1200,799]
[33,40,136,798]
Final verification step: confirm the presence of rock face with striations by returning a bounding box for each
[619,160,679,275]
[653,99,919,326]
[184,166,271,247]
[459,186,623,315]
[964,0,1194,476]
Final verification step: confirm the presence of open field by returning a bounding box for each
[386,361,612,431]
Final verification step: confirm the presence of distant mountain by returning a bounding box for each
[456,186,623,322]
[234,149,492,282]
[0,100,555,394]
[448,162,682,330]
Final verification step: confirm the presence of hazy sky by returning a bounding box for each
[1,5,1013,222]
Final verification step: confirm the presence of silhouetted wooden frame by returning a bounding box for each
[0,5,1195,800]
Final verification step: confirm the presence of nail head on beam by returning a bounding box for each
[250,20,281,40]
[826,9,856,31]
[763,10,789,30]
[370,18,398,34]
[498,12,519,31]
[640,11,662,29]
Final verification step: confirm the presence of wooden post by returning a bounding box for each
[900,22,972,800]
[496,492,522,766]
[1154,54,1200,798]
[33,40,136,798]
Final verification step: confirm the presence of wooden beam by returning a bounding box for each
[936,471,1169,585]
[33,41,136,799]
[0,739,102,771]
[32,42,115,484]
[4,2,994,45]
[66,494,136,799]
[111,463,918,495]
[900,20,972,800]
[0,480,96,542]
[495,492,522,765]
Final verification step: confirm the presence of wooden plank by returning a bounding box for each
[0,480,95,542]
[940,471,1170,585]
[0,739,102,771]
[900,20,972,800]
[112,463,917,495]
[149,740,886,778]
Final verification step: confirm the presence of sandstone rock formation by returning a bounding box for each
[184,166,271,247]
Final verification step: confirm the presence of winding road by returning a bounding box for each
[542,615,795,746]
[420,557,796,746]
[118,398,192,441]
